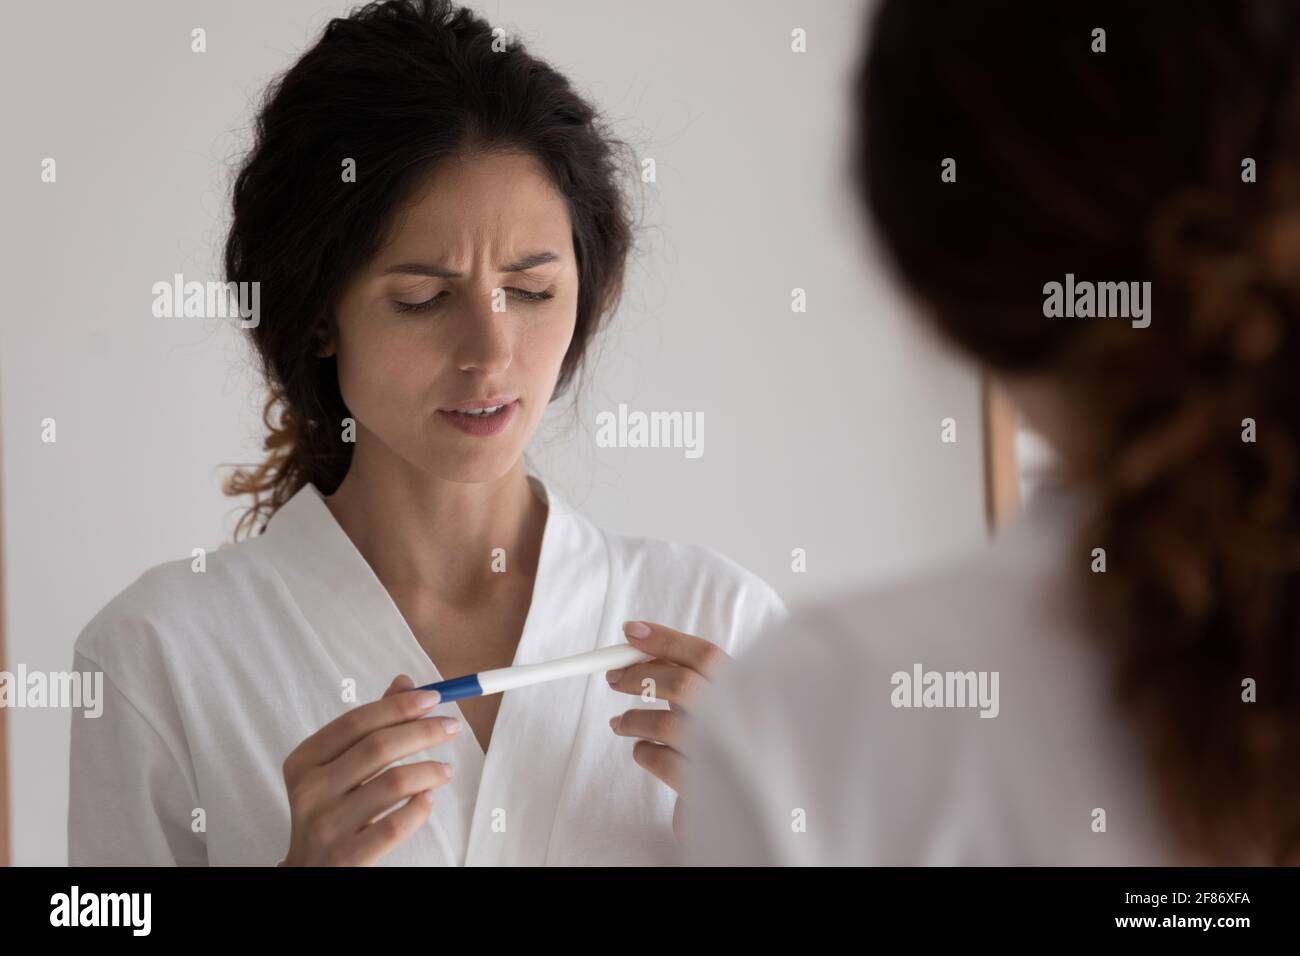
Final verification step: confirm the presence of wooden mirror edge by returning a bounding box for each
[983,369,1022,534]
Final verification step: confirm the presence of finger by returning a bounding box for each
[622,621,730,677]
[606,661,705,707]
[318,759,454,839]
[288,684,442,772]
[327,715,463,793]
[610,706,688,750]
[382,674,416,699]
[345,789,437,866]
[632,739,686,793]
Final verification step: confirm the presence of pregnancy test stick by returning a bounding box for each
[414,643,654,703]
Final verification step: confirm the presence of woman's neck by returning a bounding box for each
[323,449,546,608]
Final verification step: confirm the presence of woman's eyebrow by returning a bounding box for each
[382,251,560,277]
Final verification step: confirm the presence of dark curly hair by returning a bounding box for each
[857,0,1300,863]
[222,0,634,537]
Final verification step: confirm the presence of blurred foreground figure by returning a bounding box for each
[683,0,1300,865]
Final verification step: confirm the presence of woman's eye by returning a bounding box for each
[393,291,447,313]
[507,287,555,302]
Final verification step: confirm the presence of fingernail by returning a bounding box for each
[442,763,456,779]
[609,715,621,731]
[624,621,651,639]
[441,717,461,734]
[606,668,625,683]
[414,691,441,709]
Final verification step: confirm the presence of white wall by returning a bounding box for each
[0,0,985,864]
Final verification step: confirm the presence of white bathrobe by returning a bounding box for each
[67,475,786,866]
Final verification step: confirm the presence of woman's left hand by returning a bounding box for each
[605,619,731,842]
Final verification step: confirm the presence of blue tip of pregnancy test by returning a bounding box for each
[414,673,483,703]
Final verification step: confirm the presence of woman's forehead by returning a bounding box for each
[382,153,573,259]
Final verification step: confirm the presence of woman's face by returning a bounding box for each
[330,150,580,485]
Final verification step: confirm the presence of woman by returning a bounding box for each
[67,0,784,866]
[684,0,1300,865]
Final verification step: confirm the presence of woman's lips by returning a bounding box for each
[436,399,519,437]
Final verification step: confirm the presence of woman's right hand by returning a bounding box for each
[278,674,460,866]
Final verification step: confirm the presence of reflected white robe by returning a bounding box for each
[68,475,786,866]
[681,481,1181,865]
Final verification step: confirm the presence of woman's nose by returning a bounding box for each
[453,287,514,374]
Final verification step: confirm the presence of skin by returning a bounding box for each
[279,148,726,864]
[603,620,734,842]
[279,678,457,866]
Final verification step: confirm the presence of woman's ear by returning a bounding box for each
[314,324,336,358]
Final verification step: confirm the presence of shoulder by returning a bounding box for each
[74,536,275,678]
[611,527,782,602]
[758,481,1090,676]
[588,521,787,655]
[533,476,786,626]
